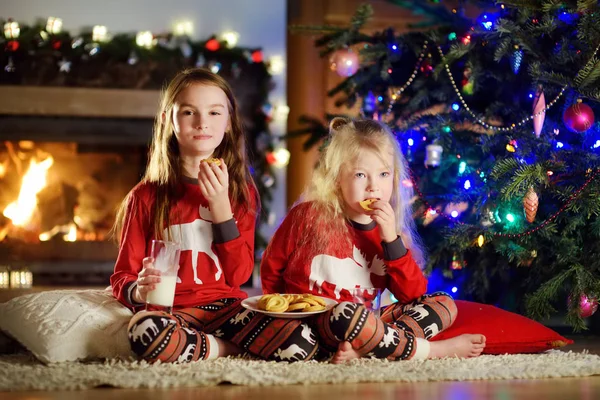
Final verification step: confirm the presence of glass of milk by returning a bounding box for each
[146,240,181,313]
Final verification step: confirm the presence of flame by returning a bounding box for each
[3,157,54,227]
[64,223,77,242]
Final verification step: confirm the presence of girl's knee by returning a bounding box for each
[425,292,458,323]
[327,301,366,339]
[128,312,176,358]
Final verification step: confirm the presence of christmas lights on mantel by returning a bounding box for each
[1,17,286,88]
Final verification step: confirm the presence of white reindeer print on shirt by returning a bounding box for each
[163,205,222,285]
[309,246,387,298]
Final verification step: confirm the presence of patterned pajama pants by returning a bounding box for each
[127,298,320,363]
[313,292,457,360]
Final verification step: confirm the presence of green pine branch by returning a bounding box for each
[574,58,600,89]
[525,268,573,321]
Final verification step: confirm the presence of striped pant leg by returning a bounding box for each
[313,301,419,360]
[381,292,457,340]
[127,298,245,363]
[202,302,320,362]
[127,310,212,363]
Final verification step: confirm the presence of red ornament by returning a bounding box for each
[420,59,433,76]
[569,294,598,318]
[5,40,19,52]
[563,99,595,133]
[52,40,62,50]
[331,48,359,77]
[251,50,263,63]
[205,38,220,51]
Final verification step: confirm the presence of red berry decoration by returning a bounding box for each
[205,38,220,51]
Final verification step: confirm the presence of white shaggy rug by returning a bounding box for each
[1,350,599,391]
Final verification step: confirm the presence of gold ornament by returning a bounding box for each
[523,187,539,223]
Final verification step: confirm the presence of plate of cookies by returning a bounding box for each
[241,294,338,319]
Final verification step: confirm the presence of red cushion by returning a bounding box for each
[430,300,573,354]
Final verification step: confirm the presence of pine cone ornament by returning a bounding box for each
[523,187,539,223]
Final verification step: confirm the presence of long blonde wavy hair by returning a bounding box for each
[299,117,425,268]
[114,68,257,242]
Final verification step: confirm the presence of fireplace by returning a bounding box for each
[0,86,155,286]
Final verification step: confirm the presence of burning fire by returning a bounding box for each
[3,157,54,227]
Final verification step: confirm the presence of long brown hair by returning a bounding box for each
[297,117,426,268]
[114,68,256,241]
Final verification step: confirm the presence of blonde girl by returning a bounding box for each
[262,117,485,363]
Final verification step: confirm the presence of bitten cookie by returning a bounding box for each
[202,158,221,166]
[359,198,377,211]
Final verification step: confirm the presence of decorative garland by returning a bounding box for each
[382,38,577,131]
[410,168,600,239]
[435,44,570,133]
[0,19,273,89]
[385,41,430,115]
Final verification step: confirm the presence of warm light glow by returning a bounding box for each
[3,157,54,227]
[0,162,6,178]
[92,25,108,42]
[39,222,78,242]
[220,30,239,48]
[174,20,194,36]
[272,148,291,168]
[136,31,155,48]
[10,270,32,288]
[46,17,63,34]
[268,55,285,75]
[274,104,290,121]
[477,234,485,247]
[0,269,9,289]
[4,21,20,39]
[64,223,77,242]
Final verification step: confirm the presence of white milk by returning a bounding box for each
[146,275,177,307]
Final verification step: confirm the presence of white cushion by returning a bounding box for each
[0,289,134,363]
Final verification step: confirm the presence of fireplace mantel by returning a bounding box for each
[0,86,160,118]
[0,86,160,144]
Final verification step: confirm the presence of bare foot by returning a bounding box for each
[331,341,361,364]
[428,334,486,359]
[216,338,242,357]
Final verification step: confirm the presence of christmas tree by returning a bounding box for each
[291,0,600,329]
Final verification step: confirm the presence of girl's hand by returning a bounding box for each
[368,200,398,243]
[133,257,161,304]
[198,159,233,223]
